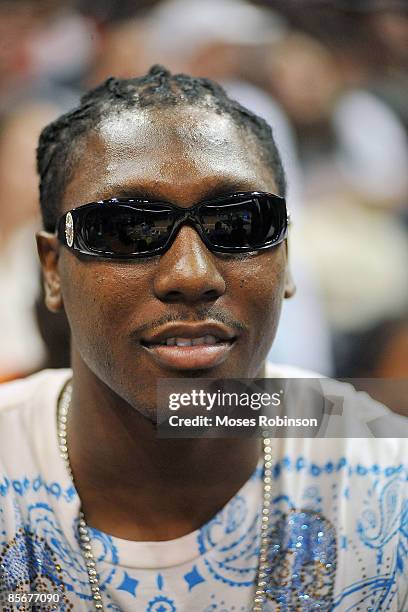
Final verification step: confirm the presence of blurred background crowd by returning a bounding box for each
[0,0,407,412]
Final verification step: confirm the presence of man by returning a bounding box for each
[0,65,406,611]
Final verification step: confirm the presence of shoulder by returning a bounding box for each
[0,369,71,480]
[0,369,72,460]
[0,369,71,417]
[266,362,322,379]
[266,362,408,444]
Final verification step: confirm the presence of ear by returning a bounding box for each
[36,231,63,312]
[283,239,296,299]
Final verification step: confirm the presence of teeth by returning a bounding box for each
[192,337,206,346]
[176,338,192,347]
[162,335,220,347]
[204,335,218,345]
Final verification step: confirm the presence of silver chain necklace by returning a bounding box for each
[57,381,272,611]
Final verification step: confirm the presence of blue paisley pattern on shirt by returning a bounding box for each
[0,457,406,611]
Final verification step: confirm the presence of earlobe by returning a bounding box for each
[283,239,296,299]
[284,267,296,299]
[36,231,63,312]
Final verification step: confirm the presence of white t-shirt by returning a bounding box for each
[0,368,407,611]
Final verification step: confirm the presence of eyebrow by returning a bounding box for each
[96,179,263,205]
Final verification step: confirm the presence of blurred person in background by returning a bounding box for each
[254,8,408,376]
[368,6,408,131]
[0,0,98,380]
[0,0,95,112]
[335,316,408,417]
[0,102,60,381]
[0,0,59,107]
[267,0,408,133]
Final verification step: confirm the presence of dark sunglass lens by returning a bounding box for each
[82,205,173,255]
[200,194,286,249]
[200,203,253,248]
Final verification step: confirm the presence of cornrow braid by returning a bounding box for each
[37,65,286,231]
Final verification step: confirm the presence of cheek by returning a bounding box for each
[59,256,152,361]
[227,249,286,362]
[232,249,286,313]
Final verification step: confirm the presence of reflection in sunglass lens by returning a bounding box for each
[200,195,282,248]
[83,205,174,254]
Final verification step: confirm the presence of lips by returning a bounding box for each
[141,323,237,370]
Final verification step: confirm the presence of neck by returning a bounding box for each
[67,352,262,541]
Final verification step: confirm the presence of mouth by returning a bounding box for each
[141,325,237,371]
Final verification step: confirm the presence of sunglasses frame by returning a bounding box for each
[56,191,289,259]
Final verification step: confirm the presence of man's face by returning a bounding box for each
[40,105,293,418]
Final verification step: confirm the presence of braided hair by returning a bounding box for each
[37,65,286,231]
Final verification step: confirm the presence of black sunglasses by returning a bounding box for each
[57,191,289,259]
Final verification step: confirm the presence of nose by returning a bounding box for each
[153,225,226,303]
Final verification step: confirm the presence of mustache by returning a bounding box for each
[132,306,247,337]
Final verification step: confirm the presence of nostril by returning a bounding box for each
[203,289,220,301]
[165,290,184,302]
[163,289,220,303]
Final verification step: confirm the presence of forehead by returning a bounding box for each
[62,105,278,209]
